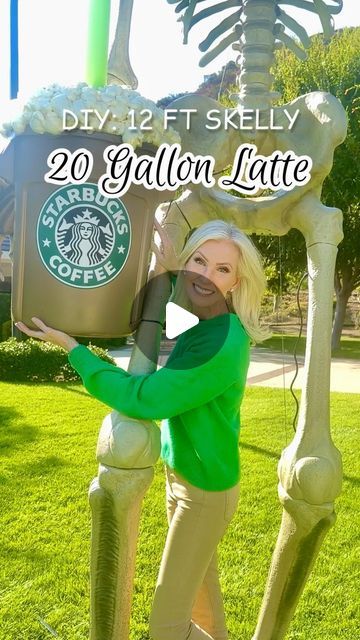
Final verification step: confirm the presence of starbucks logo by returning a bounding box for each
[37,183,131,288]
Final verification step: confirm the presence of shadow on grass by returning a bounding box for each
[22,455,68,477]
[343,473,360,487]
[241,441,280,460]
[0,406,39,453]
[1,380,89,399]
[59,384,89,398]
[241,441,360,486]
[0,542,51,566]
[29,381,90,398]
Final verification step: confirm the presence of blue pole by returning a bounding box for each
[10,0,19,99]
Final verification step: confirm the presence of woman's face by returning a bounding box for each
[184,239,240,313]
[80,223,93,239]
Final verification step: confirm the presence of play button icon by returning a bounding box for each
[165,302,199,339]
[129,270,233,368]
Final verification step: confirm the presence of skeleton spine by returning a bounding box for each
[235,0,279,110]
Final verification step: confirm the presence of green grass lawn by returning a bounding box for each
[259,334,360,360]
[0,383,359,640]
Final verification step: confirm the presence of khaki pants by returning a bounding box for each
[149,466,240,640]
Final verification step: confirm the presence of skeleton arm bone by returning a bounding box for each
[107,0,138,88]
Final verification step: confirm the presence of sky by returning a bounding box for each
[0,0,359,121]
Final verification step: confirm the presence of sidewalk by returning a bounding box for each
[110,345,360,394]
[247,348,359,394]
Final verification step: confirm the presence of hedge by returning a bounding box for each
[0,338,115,383]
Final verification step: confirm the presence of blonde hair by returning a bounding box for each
[172,220,270,344]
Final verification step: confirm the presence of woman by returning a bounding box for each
[17,219,268,640]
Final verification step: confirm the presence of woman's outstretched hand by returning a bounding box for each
[15,317,79,353]
[152,218,180,274]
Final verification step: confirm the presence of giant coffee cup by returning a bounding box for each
[0,130,169,337]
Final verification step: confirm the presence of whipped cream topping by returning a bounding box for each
[0,83,180,149]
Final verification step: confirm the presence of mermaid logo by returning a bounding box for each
[57,208,113,267]
[37,183,131,288]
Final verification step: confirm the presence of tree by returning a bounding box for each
[272,27,360,349]
[251,229,307,313]
[156,92,189,109]
[156,61,239,108]
[196,61,238,100]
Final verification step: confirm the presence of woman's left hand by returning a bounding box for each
[15,317,79,353]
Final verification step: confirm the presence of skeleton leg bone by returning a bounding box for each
[252,200,343,638]
[88,257,172,640]
[153,95,346,636]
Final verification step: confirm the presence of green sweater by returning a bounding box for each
[68,313,250,491]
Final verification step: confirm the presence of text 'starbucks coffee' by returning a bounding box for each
[37,184,131,289]
[4,131,169,337]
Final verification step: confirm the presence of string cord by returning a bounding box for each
[217,60,233,102]
[289,271,309,432]
[175,200,192,231]
[278,236,288,445]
